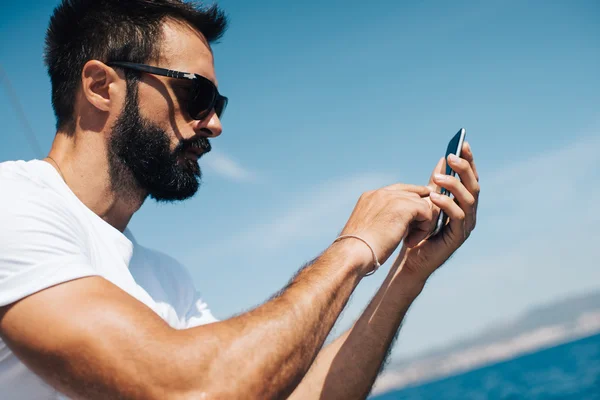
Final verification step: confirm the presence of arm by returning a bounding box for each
[289,142,480,400]
[0,184,434,400]
[0,242,365,400]
[288,247,424,400]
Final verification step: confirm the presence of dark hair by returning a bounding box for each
[44,0,228,132]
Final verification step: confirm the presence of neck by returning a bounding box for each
[47,130,146,232]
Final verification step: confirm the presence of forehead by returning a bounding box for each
[157,19,216,84]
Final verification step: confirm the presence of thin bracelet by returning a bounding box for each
[333,235,381,276]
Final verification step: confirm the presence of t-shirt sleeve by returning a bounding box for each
[182,291,219,328]
[128,244,219,329]
[165,258,220,328]
[0,179,98,307]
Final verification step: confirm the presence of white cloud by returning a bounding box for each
[202,151,257,183]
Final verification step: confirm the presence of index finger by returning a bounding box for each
[382,183,431,197]
[461,142,479,182]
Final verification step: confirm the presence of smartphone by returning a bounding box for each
[430,128,466,237]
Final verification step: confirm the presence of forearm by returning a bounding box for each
[1,182,442,400]
[170,240,369,399]
[289,247,426,400]
[1,243,365,400]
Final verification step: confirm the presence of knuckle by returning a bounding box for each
[453,158,468,171]
[435,193,449,205]
[465,194,476,207]
[396,197,423,214]
[395,191,412,201]
[423,203,434,218]
[393,197,410,212]
[412,197,425,208]
[382,191,396,202]
[416,197,429,208]
[447,175,460,186]
[360,190,374,199]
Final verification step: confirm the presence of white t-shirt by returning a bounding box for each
[0,160,218,399]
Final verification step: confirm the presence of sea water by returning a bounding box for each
[371,333,600,400]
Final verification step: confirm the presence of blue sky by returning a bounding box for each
[1,0,599,364]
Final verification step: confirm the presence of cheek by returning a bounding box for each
[136,82,192,142]
[136,82,172,121]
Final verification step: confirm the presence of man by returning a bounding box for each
[0,1,480,399]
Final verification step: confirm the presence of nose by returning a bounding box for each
[193,111,222,138]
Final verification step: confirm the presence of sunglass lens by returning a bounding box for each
[215,96,228,118]
[189,79,216,120]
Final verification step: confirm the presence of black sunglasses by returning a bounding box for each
[107,61,228,121]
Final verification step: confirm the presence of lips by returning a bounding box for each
[185,147,204,157]
[181,138,211,159]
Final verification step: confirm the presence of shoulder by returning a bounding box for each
[1,159,52,186]
[0,160,85,237]
[0,161,95,306]
[0,160,50,198]
[1,159,68,205]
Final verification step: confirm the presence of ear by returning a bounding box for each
[80,60,124,114]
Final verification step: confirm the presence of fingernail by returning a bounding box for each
[434,173,446,181]
[448,154,459,162]
[430,191,441,199]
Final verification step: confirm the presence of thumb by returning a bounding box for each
[428,157,446,191]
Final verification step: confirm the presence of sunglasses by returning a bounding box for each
[107,61,228,121]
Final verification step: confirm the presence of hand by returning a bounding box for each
[401,141,480,280]
[338,183,435,274]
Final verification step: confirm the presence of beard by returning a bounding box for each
[108,84,211,202]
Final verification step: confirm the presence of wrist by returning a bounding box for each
[403,245,442,279]
[391,267,427,298]
[327,237,374,277]
[389,249,430,295]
